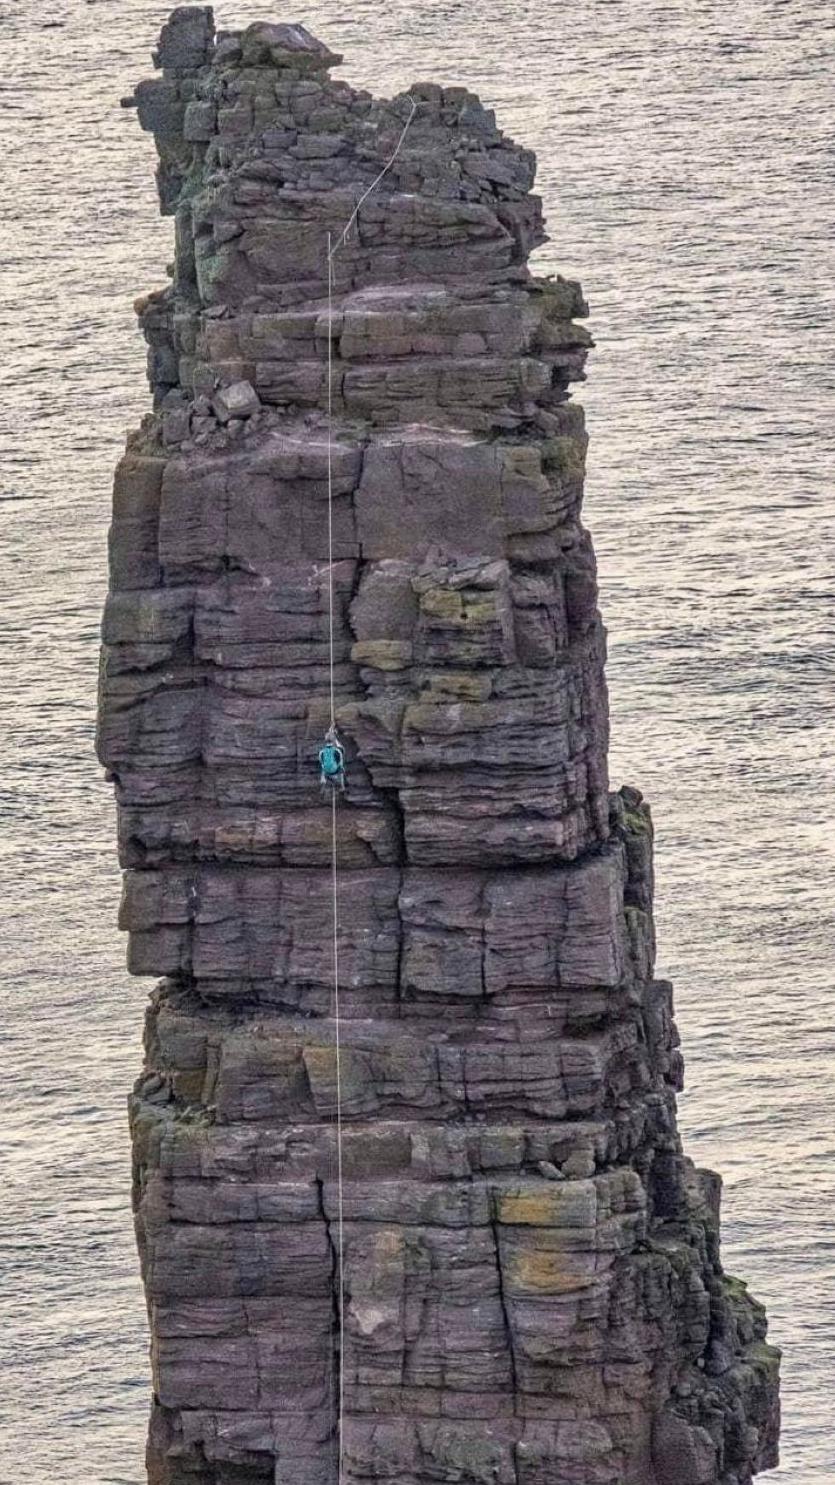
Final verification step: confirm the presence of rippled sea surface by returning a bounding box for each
[1,0,832,1478]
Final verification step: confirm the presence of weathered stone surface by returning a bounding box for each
[100,11,779,1484]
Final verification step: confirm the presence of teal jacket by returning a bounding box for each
[319,743,344,778]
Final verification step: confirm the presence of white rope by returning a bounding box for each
[328,96,418,265]
[327,232,336,730]
[324,92,417,1485]
[330,785,344,1479]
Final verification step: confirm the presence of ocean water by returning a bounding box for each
[1,0,832,1479]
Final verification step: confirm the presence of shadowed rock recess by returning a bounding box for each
[98,9,780,1483]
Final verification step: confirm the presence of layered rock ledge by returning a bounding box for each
[98,9,780,1483]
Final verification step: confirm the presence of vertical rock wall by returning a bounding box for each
[98,9,780,1483]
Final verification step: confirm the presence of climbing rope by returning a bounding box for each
[323,93,418,1485]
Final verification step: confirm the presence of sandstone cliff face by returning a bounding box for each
[98,9,780,1483]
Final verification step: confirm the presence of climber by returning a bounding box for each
[318,726,346,793]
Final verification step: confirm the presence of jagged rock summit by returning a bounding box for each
[98,8,780,1482]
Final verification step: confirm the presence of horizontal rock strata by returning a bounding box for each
[100,8,780,1483]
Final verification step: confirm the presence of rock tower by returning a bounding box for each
[98,9,780,1482]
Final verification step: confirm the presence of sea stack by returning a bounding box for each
[97,8,780,1482]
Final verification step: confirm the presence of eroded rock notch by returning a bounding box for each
[98,8,780,1482]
